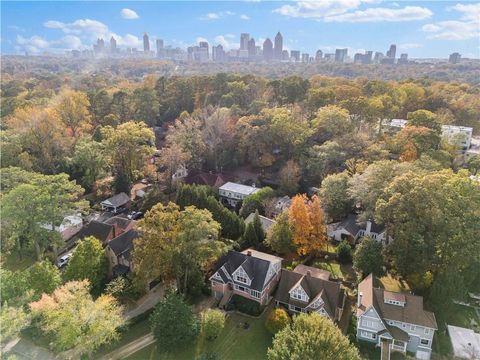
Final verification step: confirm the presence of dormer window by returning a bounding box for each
[233,266,250,285]
[290,286,309,302]
[384,291,406,307]
[236,275,247,283]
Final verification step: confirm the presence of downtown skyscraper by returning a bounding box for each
[274,32,283,61]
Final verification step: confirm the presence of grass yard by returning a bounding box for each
[378,274,410,293]
[1,250,36,271]
[126,312,273,360]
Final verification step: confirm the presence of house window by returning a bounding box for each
[388,320,394,325]
[424,328,430,335]
[250,290,261,299]
[420,339,429,346]
[361,331,376,340]
[290,286,309,302]
[234,267,249,285]
[211,280,220,286]
[410,325,415,331]
[288,305,302,312]
[402,323,407,329]
[234,284,248,293]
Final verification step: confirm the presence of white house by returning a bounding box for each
[41,214,83,241]
[357,274,437,360]
[218,182,259,207]
[327,214,391,245]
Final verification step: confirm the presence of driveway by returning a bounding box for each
[124,283,164,320]
[98,333,155,360]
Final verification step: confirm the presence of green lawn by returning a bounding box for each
[1,250,36,271]
[126,312,273,360]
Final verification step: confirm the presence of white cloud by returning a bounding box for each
[15,34,83,54]
[120,8,139,20]
[398,43,423,49]
[214,35,240,50]
[422,2,480,40]
[196,37,208,44]
[240,14,250,20]
[274,0,431,23]
[325,6,432,22]
[200,11,235,20]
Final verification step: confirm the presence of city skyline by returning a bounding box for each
[1,1,479,59]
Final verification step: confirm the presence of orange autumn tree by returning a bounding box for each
[289,194,327,256]
[308,195,328,253]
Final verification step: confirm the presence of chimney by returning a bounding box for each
[358,291,363,307]
[306,270,311,277]
[247,250,252,256]
[365,220,372,235]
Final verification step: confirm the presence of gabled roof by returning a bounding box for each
[108,229,137,258]
[275,268,343,319]
[245,213,275,232]
[213,250,280,292]
[357,274,438,329]
[78,221,114,243]
[101,192,130,208]
[335,213,385,236]
[184,170,232,188]
[104,216,133,229]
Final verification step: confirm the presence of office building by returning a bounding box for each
[281,50,289,61]
[315,49,323,62]
[143,33,150,52]
[110,37,117,53]
[449,52,461,64]
[335,48,348,63]
[290,50,300,62]
[263,38,273,61]
[301,53,309,63]
[248,38,256,58]
[240,33,250,51]
[274,32,283,60]
[156,39,164,57]
[398,53,408,64]
[212,44,226,62]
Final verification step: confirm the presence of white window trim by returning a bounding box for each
[420,339,430,346]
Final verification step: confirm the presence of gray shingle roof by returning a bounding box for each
[78,221,113,244]
[245,213,275,232]
[275,268,343,319]
[101,192,130,208]
[108,229,137,258]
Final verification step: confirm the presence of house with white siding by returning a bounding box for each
[328,214,391,245]
[218,182,259,207]
[357,274,437,360]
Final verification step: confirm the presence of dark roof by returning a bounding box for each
[214,250,276,292]
[108,229,138,258]
[358,274,438,329]
[336,213,385,236]
[104,216,132,229]
[275,268,343,319]
[245,213,275,232]
[101,192,130,208]
[184,170,232,188]
[386,324,409,342]
[78,221,114,243]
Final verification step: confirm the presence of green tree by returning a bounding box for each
[336,240,353,264]
[376,170,480,287]
[266,211,294,254]
[150,291,199,351]
[239,187,275,218]
[201,309,225,340]
[64,236,107,293]
[0,305,30,343]
[133,203,227,295]
[267,312,361,360]
[265,308,290,334]
[69,137,108,191]
[319,172,353,221]
[278,160,301,197]
[132,87,159,127]
[240,222,259,249]
[407,110,441,133]
[466,155,480,175]
[102,121,155,192]
[29,280,124,356]
[28,261,62,299]
[312,105,352,139]
[252,210,266,243]
[353,237,385,278]
[54,90,92,138]
[0,268,30,306]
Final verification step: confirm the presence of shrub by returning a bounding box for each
[336,241,352,264]
[227,295,264,316]
[201,309,225,340]
[265,308,290,334]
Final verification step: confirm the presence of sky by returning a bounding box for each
[1,1,479,59]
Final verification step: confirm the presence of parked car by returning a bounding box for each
[128,211,144,220]
[57,252,73,268]
[112,207,128,215]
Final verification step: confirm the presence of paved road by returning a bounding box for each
[99,333,155,360]
[124,283,164,320]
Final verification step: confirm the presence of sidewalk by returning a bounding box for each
[99,333,155,360]
[3,338,57,360]
[124,283,164,320]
